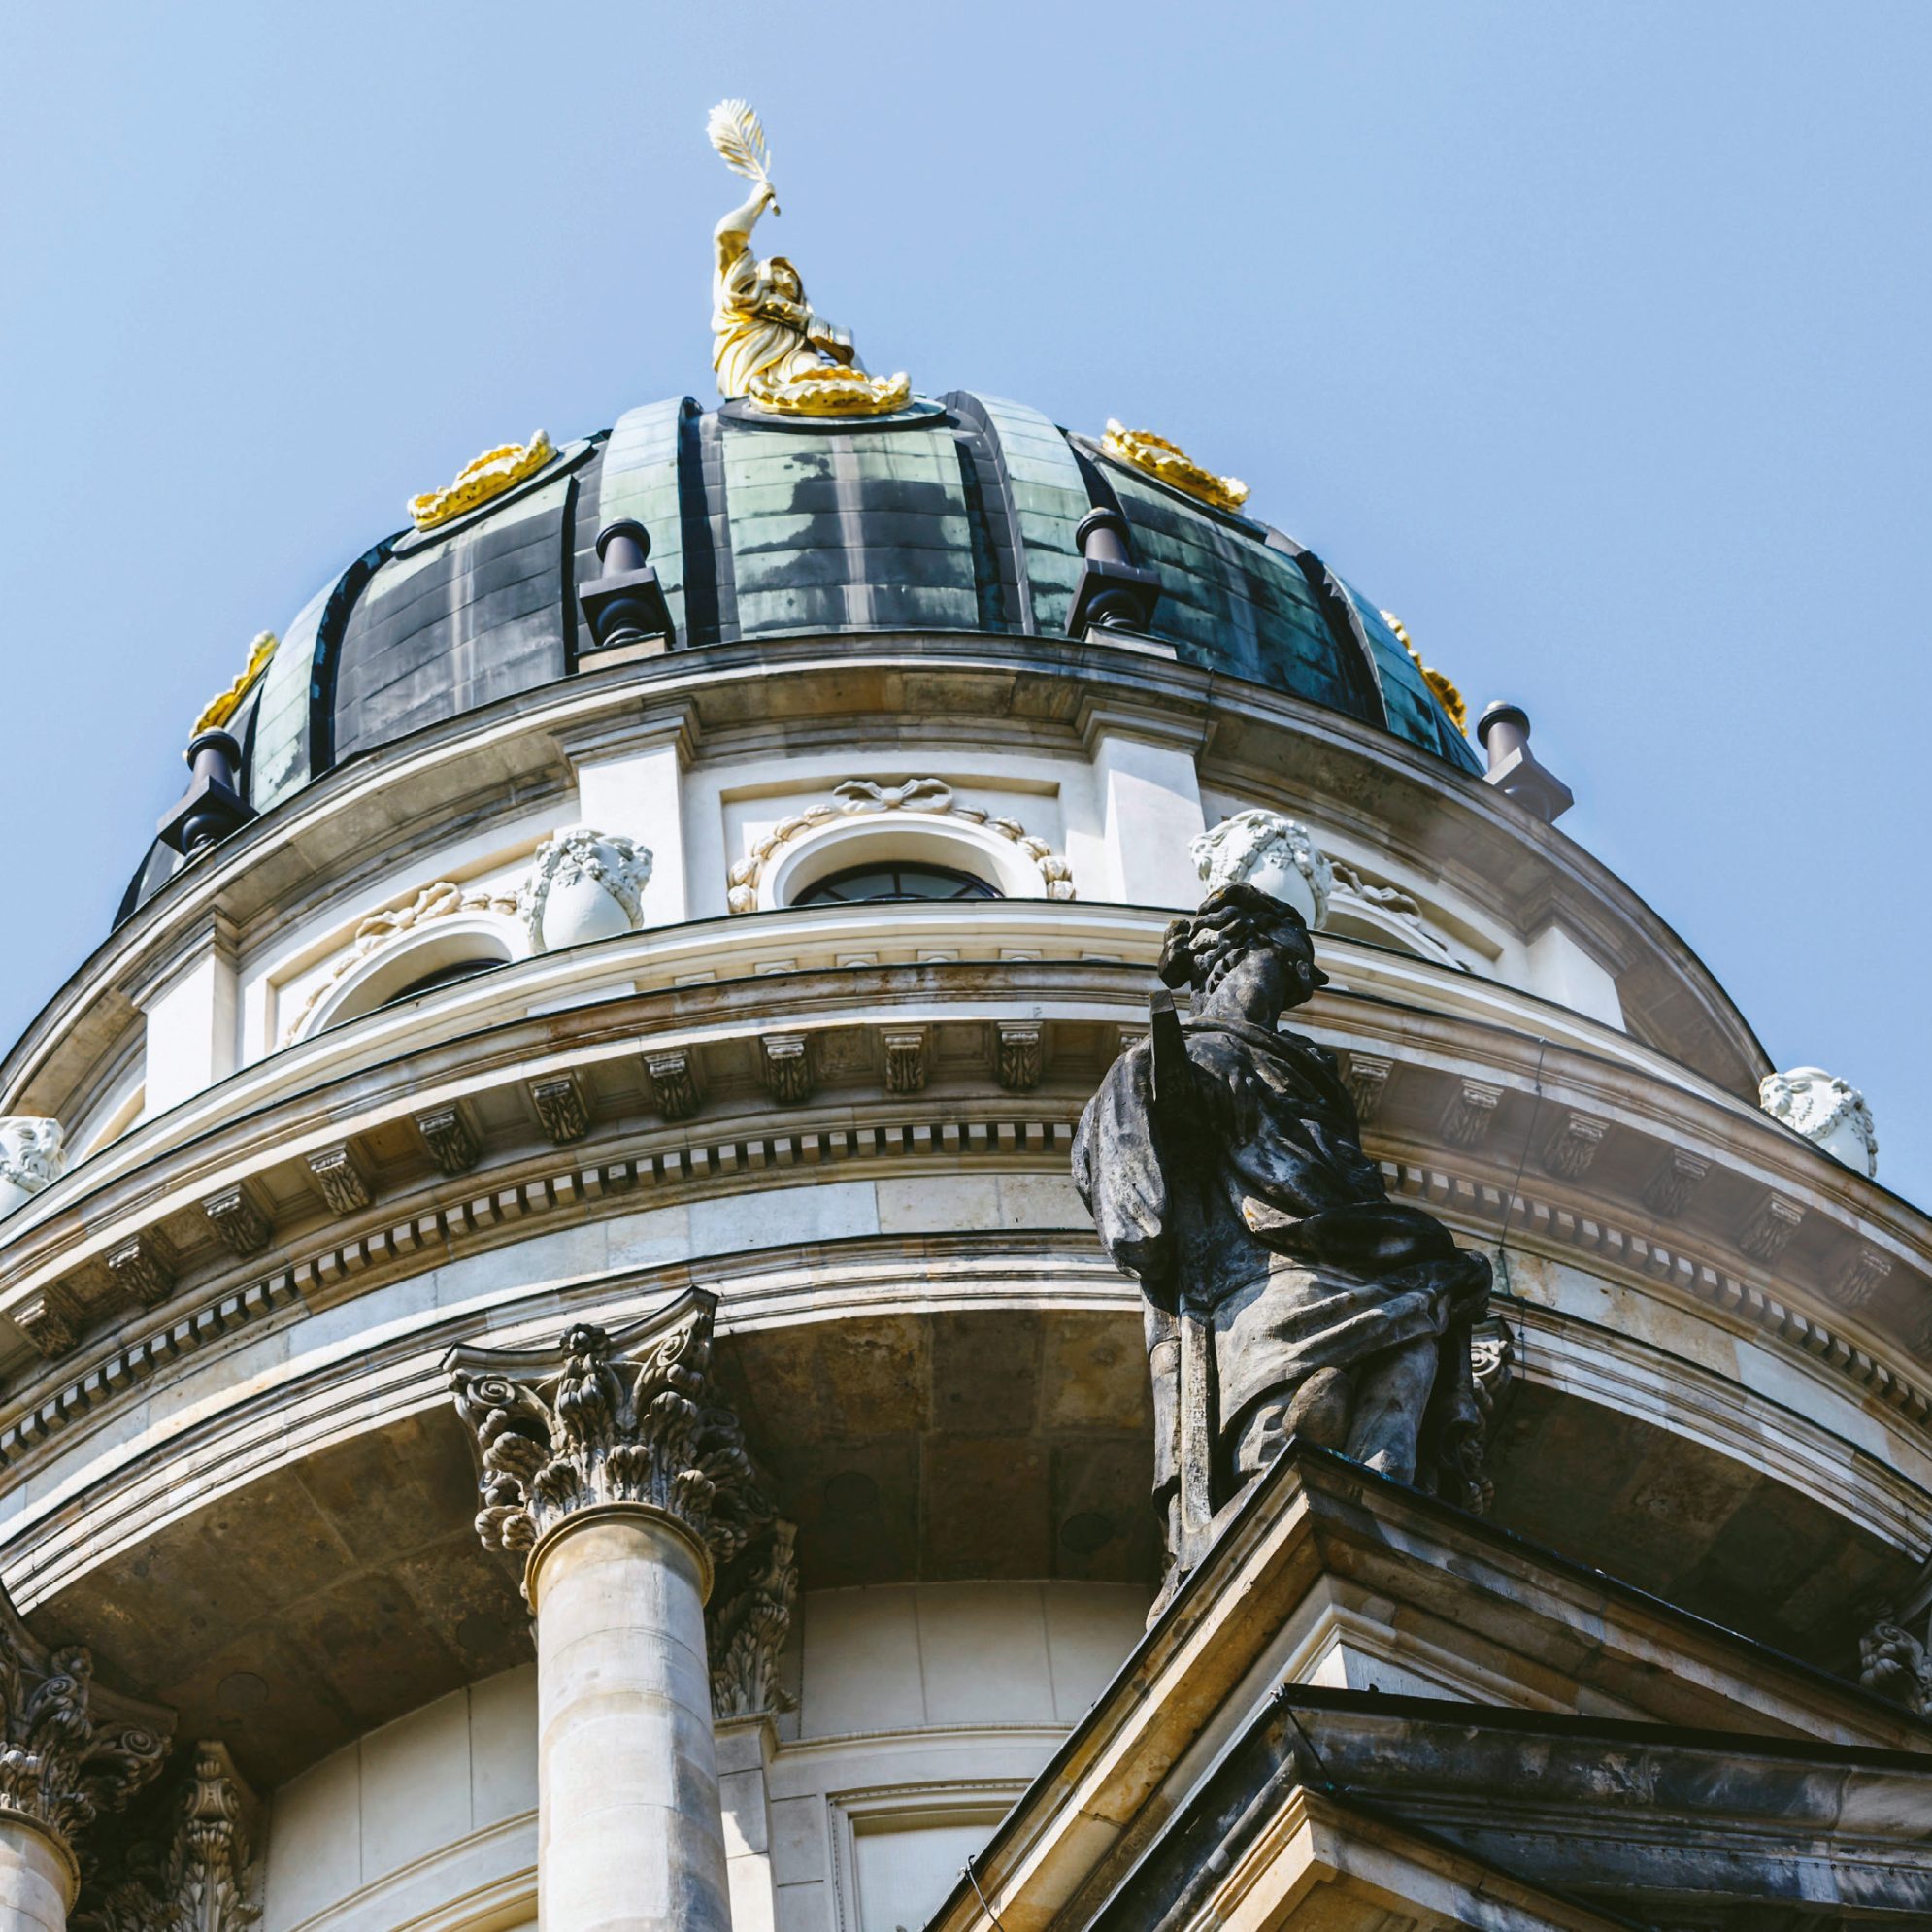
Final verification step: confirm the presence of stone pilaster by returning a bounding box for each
[0,1591,173,1931]
[448,1294,768,1932]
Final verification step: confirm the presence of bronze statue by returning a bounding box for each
[705,100,910,416]
[1072,883,1492,1584]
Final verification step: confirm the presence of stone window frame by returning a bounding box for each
[825,1778,1028,1932]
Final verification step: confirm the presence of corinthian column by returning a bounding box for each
[449,1294,766,1932]
[0,1593,171,1932]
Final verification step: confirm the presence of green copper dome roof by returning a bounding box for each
[120,391,1477,917]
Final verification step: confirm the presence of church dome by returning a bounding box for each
[119,390,1477,918]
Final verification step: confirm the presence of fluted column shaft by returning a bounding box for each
[0,1820,74,1932]
[531,1511,728,1932]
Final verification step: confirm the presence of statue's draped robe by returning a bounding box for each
[712,232,853,400]
[1073,1016,1488,1490]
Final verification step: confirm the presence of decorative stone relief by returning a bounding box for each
[282,880,522,1043]
[1759,1067,1879,1178]
[107,1234,178,1310]
[761,1034,815,1105]
[1827,1245,1894,1314]
[1541,1111,1607,1181]
[1440,1079,1503,1149]
[414,1106,480,1176]
[1326,861,1462,968]
[1642,1149,1709,1220]
[15,1288,82,1360]
[1858,1609,1932,1719]
[994,1022,1043,1093]
[305,1145,372,1216]
[73,1742,261,1932]
[528,1076,589,1145]
[0,1587,171,1870]
[0,1116,66,1218]
[646,1050,703,1122]
[726,778,1074,912]
[200,1187,270,1259]
[1188,812,1332,930]
[1344,1053,1394,1125]
[709,1519,799,1720]
[1738,1192,1805,1265]
[882,1029,928,1095]
[520,828,652,955]
[1464,1318,1519,1516]
[449,1300,769,1589]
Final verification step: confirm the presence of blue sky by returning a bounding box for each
[2,3,1927,1203]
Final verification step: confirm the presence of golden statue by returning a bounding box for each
[706,100,910,417]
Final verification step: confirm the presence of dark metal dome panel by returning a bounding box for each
[331,474,576,763]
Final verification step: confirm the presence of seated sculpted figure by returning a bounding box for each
[711,181,910,416]
[1073,883,1492,1559]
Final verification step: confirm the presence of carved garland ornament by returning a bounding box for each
[520,827,652,954]
[280,879,521,1044]
[449,1300,769,1593]
[1759,1067,1879,1177]
[727,778,1074,912]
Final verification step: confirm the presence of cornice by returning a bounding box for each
[0,631,1766,1114]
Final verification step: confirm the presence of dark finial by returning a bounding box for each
[580,519,676,659]
[157,727,256,858]
[1068,507,1161,637]
[1476,700,1574,824]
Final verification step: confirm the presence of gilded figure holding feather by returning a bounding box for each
[705,100,911,416]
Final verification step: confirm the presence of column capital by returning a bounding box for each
[73,1740,260,1930]
[0,1589,173,1870]
[448,1291,768,1601]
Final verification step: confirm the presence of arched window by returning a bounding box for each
[792,862,1001,906]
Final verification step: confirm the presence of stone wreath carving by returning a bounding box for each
[281,879,520,1044]
[449,1301,769,1591]
[727,778,1074,912]
[710,1518,799,1720]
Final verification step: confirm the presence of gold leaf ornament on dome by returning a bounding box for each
[192,631,279,737]
[408,430,557,532]
[705,98,912,418]
[1100,420,1250,515]
[1380,609,1469,736]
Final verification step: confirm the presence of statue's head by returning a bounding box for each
[767,255,803,301]
[1158,882,1329,1008]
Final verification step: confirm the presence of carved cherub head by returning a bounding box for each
[1158,882,1330,1008]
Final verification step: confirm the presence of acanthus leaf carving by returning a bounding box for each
[0,1586,172,1865]
[994,1022,1043,1093]
[646,1050,703,1122]
[709,1519,799,1720]
[73,1740,261,1932]
[449,1296,770,1595]
[200,1187,271,1260]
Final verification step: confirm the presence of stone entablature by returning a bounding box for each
[0,638,1767,1141]
[0,953,1927,1499]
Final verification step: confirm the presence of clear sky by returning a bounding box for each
[2,3,1927,1203]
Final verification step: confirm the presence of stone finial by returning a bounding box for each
[1067,508,1160,636]
[710,1519,799,1721]
[73,1741,260,1932]
[521,827,653,955]
[0,1117,66,1218]
[1759,1067,1879,1178]
[448,1294,769,1596]
[579,520,676,657]
[1188,812,1333,931]
[0,1589,172,1870]
[156,729,257,859]
[1475,702,1574,825]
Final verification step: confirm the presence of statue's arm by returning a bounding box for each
[714,182,775,275]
